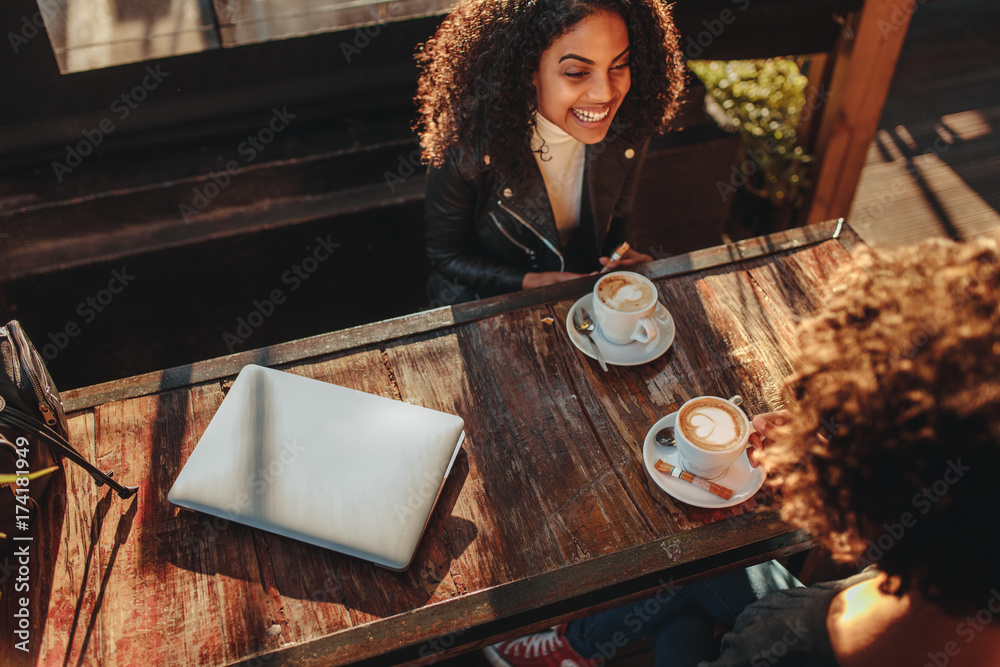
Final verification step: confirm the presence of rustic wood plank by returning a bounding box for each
[60,222,850,413]
[808,0,917,223]
[386,331,543,594]
[248,353,463,635]
[387,315,654,589]
[82,389,282,665]
[547,239,852,547]
[185,382,290,663]
[21,228,864,667]
[462,306,653,557]
[579,253,798,525]
[245,519,814,667]
[849,143,1000,248]
[843,0,1000,249]
[382,327,572,590]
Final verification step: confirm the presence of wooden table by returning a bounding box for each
[2,220,861,666]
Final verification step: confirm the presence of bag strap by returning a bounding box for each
[0,408,138,499]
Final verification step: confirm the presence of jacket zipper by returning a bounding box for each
[497,200,565,272]
[10,325,58,425]
[489,212,535,257]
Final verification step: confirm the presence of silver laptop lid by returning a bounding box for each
[168,364,465,570]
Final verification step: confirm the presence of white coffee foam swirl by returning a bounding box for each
[598,275,654,313]
[679,399,747,451]
[688,408,738,444]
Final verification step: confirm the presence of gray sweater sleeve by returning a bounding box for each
[700,571,879,667]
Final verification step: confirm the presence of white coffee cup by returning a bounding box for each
[592,271,659,345]
[674,396,752,479]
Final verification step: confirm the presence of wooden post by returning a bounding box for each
[805,0,917,224]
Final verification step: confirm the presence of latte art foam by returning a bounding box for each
[596,274,655,313]
[678,398,748,452]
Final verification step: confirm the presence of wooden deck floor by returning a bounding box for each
[848,0,1000,248]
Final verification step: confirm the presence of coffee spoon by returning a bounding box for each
[654,395,743,447]
[573,307,608,372]
[654,427,676,447]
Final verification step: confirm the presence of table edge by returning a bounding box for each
[62,219,858,412]
[225,519,815,666]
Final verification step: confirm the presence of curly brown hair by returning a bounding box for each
[413,0,685,180]
[763,236,1000,616]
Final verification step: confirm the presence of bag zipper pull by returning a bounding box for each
[38,401,57,425]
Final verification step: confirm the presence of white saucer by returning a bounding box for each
[566,294,675,366]
[642,412,765,508]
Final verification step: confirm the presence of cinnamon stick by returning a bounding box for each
[654,459,734,500]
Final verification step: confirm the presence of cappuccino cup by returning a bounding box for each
[592,271,659,345]
[674,396,751,479]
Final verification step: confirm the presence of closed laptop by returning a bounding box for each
[168,364,465,570]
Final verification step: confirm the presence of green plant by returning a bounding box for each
[689,58,812,207]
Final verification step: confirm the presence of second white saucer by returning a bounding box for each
[565,294,675,366]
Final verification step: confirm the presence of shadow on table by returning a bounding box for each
[71,497,137,665]
[163,442,477,616]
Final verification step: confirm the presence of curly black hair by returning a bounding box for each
[763,236,1000,616]
[414,0,685,181]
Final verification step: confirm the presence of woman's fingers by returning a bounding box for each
[598,250,653,272]
[622,249,654,264]
[747,410,790,468]
[752,411,789,436]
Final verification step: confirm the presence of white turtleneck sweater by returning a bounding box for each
[531,113,585,246]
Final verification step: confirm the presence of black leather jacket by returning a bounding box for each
[425,131,649,298]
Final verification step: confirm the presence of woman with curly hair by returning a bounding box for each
[486,236,1000,666]
[709,235,1000,666]
[415,0,685,301]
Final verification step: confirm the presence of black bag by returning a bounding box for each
[1,320,137,557]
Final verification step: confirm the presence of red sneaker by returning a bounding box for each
[483,624,598,667]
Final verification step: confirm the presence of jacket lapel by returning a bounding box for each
[495,165,562,251]
[496,127,641,254]
[585,132,638,242]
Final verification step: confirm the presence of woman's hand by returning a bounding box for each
[598,248,654,272]
[747,410,791,468]
[521,271,589,290]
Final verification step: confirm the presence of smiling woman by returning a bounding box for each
[532,11,632,145]
[414,0,685,301]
